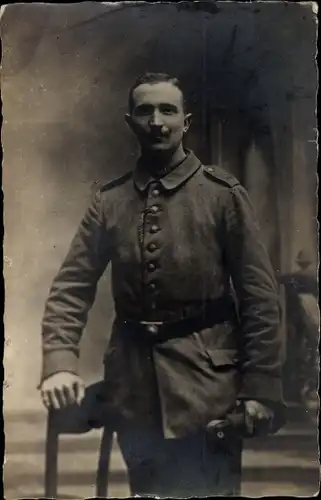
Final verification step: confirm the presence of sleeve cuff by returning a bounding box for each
[238,372,284,403]
[238,373,287,432]
[40,349,78,385]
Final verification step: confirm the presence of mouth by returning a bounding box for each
[149,135,168,142]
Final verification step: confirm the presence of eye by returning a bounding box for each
[134,105,153,116]
[160,105,177,115]
[163,109,174,115]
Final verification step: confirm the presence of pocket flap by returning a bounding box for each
[206,348,239,367]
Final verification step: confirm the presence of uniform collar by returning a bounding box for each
[133,150,202,192]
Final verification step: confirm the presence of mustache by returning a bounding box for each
[150,126,171,137]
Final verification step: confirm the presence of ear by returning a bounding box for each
[183,113,193,133]
[125,113,134,130]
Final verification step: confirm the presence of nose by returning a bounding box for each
[149,110,164,127]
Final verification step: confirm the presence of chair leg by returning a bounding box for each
[45,410,59,498]
[96,428,114,497]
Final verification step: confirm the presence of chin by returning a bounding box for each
[148,145,172,153]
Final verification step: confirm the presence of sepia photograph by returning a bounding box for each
[1,1,319,497]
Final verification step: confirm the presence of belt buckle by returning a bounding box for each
[139,320,163,335]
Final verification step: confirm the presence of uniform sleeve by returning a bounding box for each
[222,184,284,405]
[40,190,111,383]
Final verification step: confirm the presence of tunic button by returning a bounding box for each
[150,225,160,233]
[148,282,156,290]
[147,262,156,271]
[148,243,157,252]
[150,205,159,214]
[151,189,160,197]
[207,167,214,173]
[147,324,159,335]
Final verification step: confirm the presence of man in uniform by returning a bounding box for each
[40,73,285,497]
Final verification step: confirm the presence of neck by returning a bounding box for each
[140,144,187,175]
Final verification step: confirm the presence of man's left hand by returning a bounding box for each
[243,399,274,436]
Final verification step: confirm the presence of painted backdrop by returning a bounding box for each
[2,2,318,409]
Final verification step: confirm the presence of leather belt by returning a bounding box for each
[116,296,235,323]
[119,298,236,342]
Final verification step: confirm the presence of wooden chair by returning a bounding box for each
[44,381,114,498]
[279,265,318,412]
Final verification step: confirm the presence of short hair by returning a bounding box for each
[128,72,186,113]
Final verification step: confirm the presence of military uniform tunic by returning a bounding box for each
[41,150,283,439]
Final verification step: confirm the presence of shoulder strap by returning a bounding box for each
[202,165,240,188]
[91,170,133,194]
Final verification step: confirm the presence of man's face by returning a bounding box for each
[126,82,192,153]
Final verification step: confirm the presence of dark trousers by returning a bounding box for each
[117,426,242,497]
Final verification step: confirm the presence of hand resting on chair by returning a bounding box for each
[40,372,85,410]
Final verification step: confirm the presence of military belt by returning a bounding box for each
[119,297,236,342]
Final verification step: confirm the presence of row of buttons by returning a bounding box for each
[144,183,162,309]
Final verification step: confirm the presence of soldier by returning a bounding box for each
[39,72,285,496]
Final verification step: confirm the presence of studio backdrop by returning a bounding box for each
[2,1,318,404]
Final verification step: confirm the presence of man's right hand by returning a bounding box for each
[39,372,85,410]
